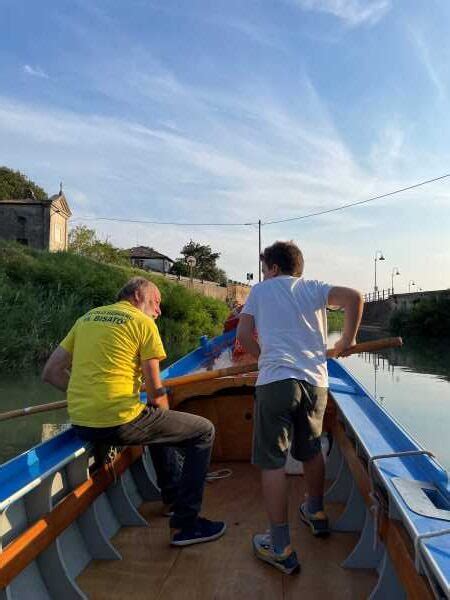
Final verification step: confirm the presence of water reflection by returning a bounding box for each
[356,330,450,383]
[329,331,450,471]
[0,374,67,464]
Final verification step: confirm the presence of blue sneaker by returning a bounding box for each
[171,517,226,546]
[299,502,330,537]
[252,533,301,575]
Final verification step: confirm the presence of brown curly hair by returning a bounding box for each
[260,241,304,276]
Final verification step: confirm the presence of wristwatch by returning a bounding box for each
[152,386,168,399]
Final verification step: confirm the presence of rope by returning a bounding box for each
[206,468,233,482]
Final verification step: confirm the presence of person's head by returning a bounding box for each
[260,241,304,280]
[117,277,162,319]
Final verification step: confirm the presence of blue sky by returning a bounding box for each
[1,0,450,292]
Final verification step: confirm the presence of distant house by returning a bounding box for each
[128,246,174,274]
[0,191,71,251]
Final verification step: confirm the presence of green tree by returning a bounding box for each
[171,240,227,285]
[0,166,48,201]
[68,225,129,266]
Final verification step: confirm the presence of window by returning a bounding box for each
[17,216,26,235]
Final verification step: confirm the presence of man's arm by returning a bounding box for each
[327,286,364,356]
[236,313,261,359]
[141,358,170,410]
[42,346,72,392]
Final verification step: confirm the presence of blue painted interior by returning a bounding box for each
[328,357,450,593]
[0,428,87,509]
[161,330,236,379]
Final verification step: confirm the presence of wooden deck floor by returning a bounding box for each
[77,463,377,599]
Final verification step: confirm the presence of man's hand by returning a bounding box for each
[332,335,356,358]
[152,393,170,411]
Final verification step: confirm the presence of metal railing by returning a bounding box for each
[364,289,393,303]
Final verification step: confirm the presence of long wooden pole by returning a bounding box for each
[0,337,402,423]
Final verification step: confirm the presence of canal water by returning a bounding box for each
[1,331,449,471]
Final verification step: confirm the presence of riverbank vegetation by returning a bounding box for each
[0,241,228,373]
[327,309,344,331]
[390,296,450,337]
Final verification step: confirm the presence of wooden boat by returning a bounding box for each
[1,327,449,599]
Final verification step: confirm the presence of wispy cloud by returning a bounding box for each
[288,0,391,27]
[23,64,50,79]
[409,27,447,103]
[0,83,377,263]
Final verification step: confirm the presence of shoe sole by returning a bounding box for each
[252,544,301,575]
[171,524,227,547]
[299,510,330,538]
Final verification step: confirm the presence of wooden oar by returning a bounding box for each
[326,336,403,358]
[0,337,402,422]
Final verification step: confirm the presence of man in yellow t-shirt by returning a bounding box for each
[42,277,226,546]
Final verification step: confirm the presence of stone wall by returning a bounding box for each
[362,289,450,328]
[156,273,251,304]
[226,282,251,305]
[0,203,47,249]
[162,272,228,301]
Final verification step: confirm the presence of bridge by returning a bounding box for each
[361,289,450,329]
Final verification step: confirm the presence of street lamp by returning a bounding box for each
[374,250,385,296]
[186,256,196,288]
[408,280,415,293]
[391,267,400,294]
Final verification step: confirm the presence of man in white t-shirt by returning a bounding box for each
[237,241,363,575]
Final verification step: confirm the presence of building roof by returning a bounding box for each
[128,246,174,262]
[0,192,72,217]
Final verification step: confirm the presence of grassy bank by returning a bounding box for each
[390,296,450,338]
[327,309,344,332]
[0,242,229,373]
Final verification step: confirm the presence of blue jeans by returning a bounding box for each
[73,406,215,529]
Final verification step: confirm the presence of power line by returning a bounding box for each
[71,173,450,228]
[71,216,255,226]
[264,173,450,225]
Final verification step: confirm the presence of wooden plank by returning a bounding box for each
[78,462,376,600]
[0,447,142,589]
[171,374,257,408]
[179,394,254,461]
[331,411,434,600]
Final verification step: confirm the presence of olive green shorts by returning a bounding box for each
[252,378,328,469]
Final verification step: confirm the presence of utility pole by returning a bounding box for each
[258,219,262,282]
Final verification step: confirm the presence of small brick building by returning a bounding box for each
[0,192,71,251]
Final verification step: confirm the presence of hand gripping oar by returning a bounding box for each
[0,337,402,422]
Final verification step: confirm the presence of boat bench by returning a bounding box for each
[0,427,161,600]
[327,358,450,599]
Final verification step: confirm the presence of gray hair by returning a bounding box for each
[117,277,157,302]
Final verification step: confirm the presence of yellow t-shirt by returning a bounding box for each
[60,300,166,427]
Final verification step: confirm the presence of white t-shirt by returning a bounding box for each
[241,276,333,387]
